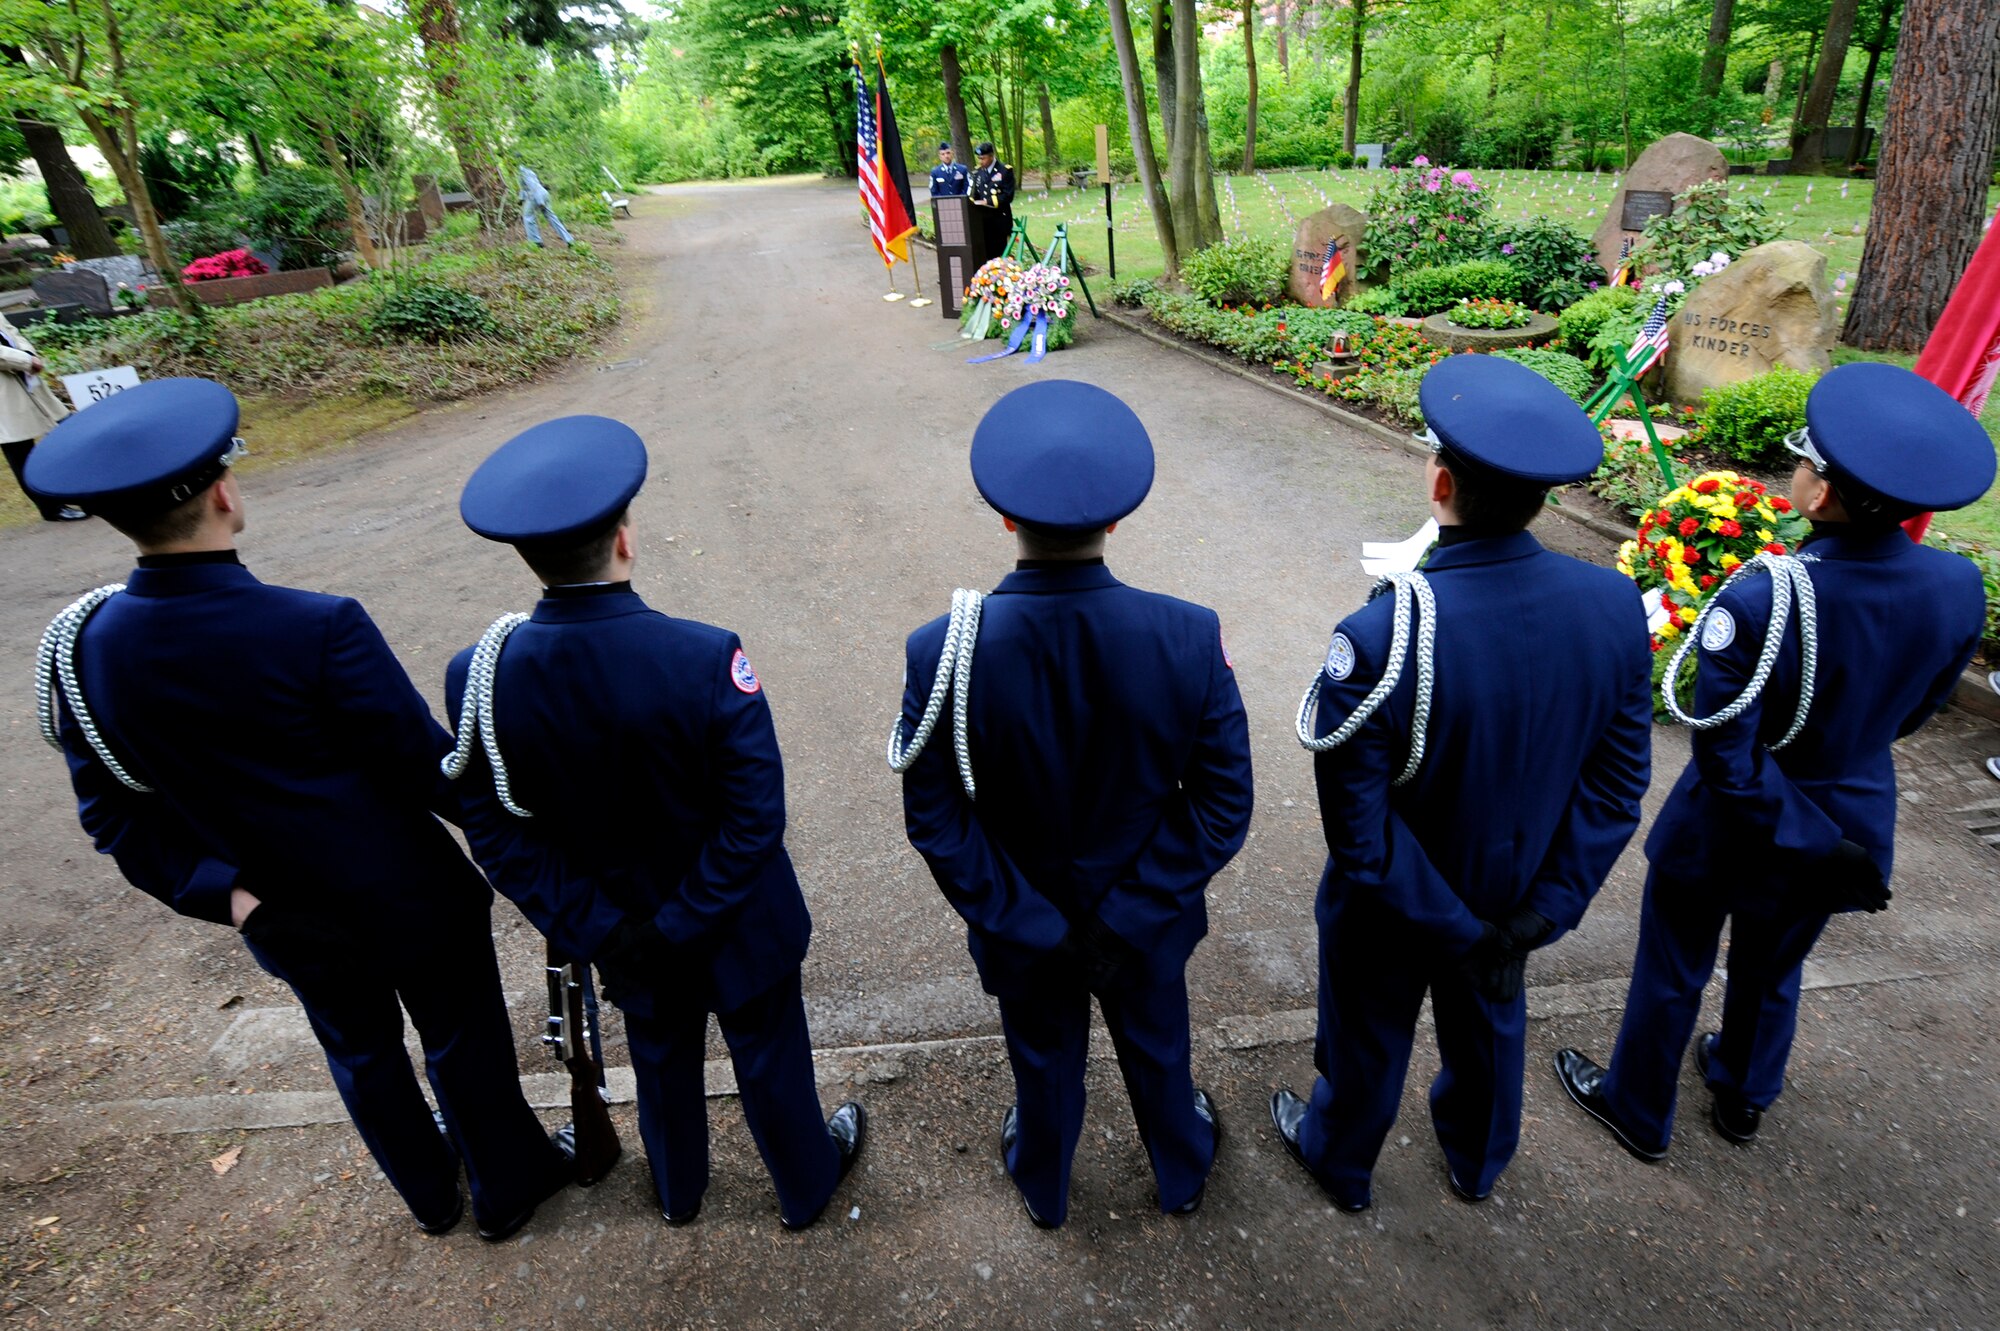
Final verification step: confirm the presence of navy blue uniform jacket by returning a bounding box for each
[1646,527,1985,890]
[57,562,488,941]
[899,563,1255,998]
[445,590,810,1017]
[1314,532,1653,952]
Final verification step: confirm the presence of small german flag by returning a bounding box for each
[1319,239,1347,302]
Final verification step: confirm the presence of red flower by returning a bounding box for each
[1734,493,1757,509]
[1649,638,1663,653]
[1764,542,1786,554]
[1770,497,1793,512]
[1684,548,1701,564]
[1700,574,1717,589]
[1657,509,1674,526]
[1637,517,1654,535]
[1719,520,1742,537]
[1747,479,1767,493]
[1678,517,1700,537]
[1695,479,1720,494]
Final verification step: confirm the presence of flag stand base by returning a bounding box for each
[909,296,932,308]
[883,291,905,301]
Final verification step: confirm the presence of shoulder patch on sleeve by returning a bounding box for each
[729,648,761,694]
[1700,607,1736,653]
[1325,631,1356,682]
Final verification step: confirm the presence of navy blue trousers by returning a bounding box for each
[1297,906,1526,1206]
[244,904,565,1230]
[994,969,1214,1225]
[1601,868,1832,1151]
[622,970,837,1228]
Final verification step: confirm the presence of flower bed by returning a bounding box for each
[1446,297,1533,330]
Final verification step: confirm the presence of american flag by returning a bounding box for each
[1628,292,1673,377]
[1318,239,1346,302]
[854,63,916,267]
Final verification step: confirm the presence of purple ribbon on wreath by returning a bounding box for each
[967,315,1032,364]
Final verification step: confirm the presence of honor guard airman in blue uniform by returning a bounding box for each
[969,141,1017,258]
[1271,355,1654,1209]
[929,141,969,197]
[1557,363,1994,1159]
[891,380,1256,1228]
[26,379,574,1242]
[442,417,864,1231]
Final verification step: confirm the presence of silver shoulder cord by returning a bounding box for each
[36,584,153,793]
[440,612,534,816]
[885,587,982,800]
[1293,571,1436,787]
[1660,552,1818,749]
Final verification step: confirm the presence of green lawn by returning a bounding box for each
[1018,167,2000,550]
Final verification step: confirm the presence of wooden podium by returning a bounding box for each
[930,194,984,319]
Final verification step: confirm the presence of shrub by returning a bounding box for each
[1556,285,1641,361]
[1390,259,1524,316]
[1181,236,1289,306]
[1484,218,1601,311]
[1110,277,1156,308]
[1936,536,2000,654]
[1345,286,1409,317]
[1360,159,1493,278]
[1333,150,1355,169]
[373,280,497,342]
[163,200,245,268]
[239,170,352,271]
[1631,179,1780,288]
[1493,347,1594,403]
[1688,367,1816,466]
[182,249,268,282]
[1141,289,1385,367]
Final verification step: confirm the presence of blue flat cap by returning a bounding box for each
[460,415,648,544]
[971,380,1154,531]
[938,141,952,151]
[24,377,241,515]
[1797,362,1996,513]
[1420,354,1602,485]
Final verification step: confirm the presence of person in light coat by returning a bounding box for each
[0,309,82,521]
[517,167,574,249]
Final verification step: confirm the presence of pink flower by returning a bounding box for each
[1413,155,1431,167]
[1452,170,1475,188]
[1424,178,1441,193]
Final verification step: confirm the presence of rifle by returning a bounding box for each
[544,946,621,1185]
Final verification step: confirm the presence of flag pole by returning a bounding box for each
[909,256,931,308]
[884,262,905,301]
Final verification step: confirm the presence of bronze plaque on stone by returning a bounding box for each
[1620,189,1675,233]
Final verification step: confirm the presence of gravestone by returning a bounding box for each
[71,255,151,289]
[414,175,447,226]
[1661,240,1834,405]
[1289,203,1367,308]
[1353,143,1384,170]
[1592,132,1728,277]
[30,267,112,314]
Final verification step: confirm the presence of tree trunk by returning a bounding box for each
[1276,0,1289,77]
[413,0,505,225]
[245,129,273,178]
[1038,83,1059,187]
[1792,0,1862,171]
[940,44,975,165]
[1791,33,1818,130]
[1614,0,1635,167]
[972,86,996,146]
[1,45,118,258]
[1344,0,1365,155]
[1169,0,1223,253]
[1846,0,1895,168]
[76,104,194,314]
[1241,0,1259,173]
[1012,73,1028,172]
[1487,28,1505,104]
[990,57,1014,170]
[1106,0,1180,276]
[1153,0,1177,157]
[315,120,380,270]
[818,79,855,177]
[1698,0,1736,118]
[1841,0,2000,348]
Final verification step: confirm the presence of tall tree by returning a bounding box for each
[1792,0,1862,171]
[1698,0,1736,119]
[1275,0,1289,78]
[940,44,973,165]
[1845,0,1899,167]
[413,0,506,223]
[1241,0,1259,172]
[1166,0,1222,252]
[1037,82,1058,185]
[1,44,117,258]
[1153,0,1176,156]
[1343,0,1365,155]
[1841,0,2000,348]
[1105,0,1179,275]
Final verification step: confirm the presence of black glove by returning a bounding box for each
[1458,922,1526,1005]
[595,917,676,994]
[1808,839,1892,914]
[1495,907,1555,955]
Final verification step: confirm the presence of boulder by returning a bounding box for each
[1592,133,1729,277]
[1661,240,1834,405]
[1289,203,1367,308]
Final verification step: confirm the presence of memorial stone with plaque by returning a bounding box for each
[1662,240,1834,405]
[1592,132,1728,277]
[1289,203,1367,308]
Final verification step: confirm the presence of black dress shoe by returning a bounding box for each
[415,1190,464,1236]
[662,1201,701,1226]
[1552,1049,1666,1163]
[1694,1032,1762,1144]
[1270,1088,1368,1213]
[781,1102,867,1232]
[1446,1167,1490,1204]
[998,1105,1059,1229]
[477,1128,577,1242]
[1171,1088,1222,1216]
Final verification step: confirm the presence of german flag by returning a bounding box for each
[1319,239,1347,302]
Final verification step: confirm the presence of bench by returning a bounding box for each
[601,191,632,219]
